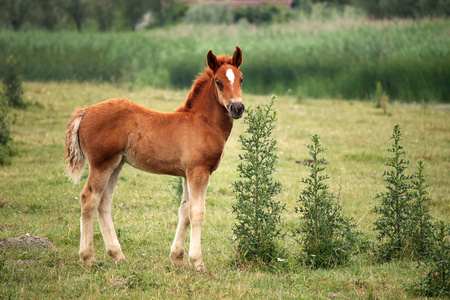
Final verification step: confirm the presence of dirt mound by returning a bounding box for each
[0,234,57,250]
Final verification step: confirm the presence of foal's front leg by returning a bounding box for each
[170,178,190,267]
[186,169,209,271]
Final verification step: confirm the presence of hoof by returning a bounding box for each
[194,261,206,272]
[190,256,206,272]
[79,249,94,263]
[115,256,127,264]
[107,249,126,262]
[169,251,185,267]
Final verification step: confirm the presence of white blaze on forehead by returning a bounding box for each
[226,69,235,84]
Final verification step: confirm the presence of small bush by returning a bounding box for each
[295,134,361,268]
[373,82,388,115]
[374,125,436,261]
[374,124,413,261]
[2,55,25,109]
[0,92,13,166]
[232,96,284,263]
[418,221,450,297]
[409,159,435,258]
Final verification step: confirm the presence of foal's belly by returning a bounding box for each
[123,152,185,177]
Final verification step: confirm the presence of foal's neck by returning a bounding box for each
[195,78,234,140]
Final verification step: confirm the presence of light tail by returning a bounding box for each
[64,109,86,183]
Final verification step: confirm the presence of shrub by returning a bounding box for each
[232,96,284,263]
[373,82,388,115]
[418,221,450,297]
[2,55,25,108]
[409,159,435,258]
[374,124,414,261]
[374,125,436,261]
[0,91,13,166]
[295,134,360,268]
[374,124,413,261]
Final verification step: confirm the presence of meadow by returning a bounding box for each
[0,16,449,102]
[0,81,449,299]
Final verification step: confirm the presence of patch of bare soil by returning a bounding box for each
[0,234,57,250]
[296,159,328,165]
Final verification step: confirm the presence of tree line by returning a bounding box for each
[1,0,448,32]
[0,0,188,32]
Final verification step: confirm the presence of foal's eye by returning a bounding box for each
[215,79,224,91]
[240,77,244,86]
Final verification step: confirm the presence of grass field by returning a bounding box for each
[0,81,449,298]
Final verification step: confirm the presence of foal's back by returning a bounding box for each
[78,98,225,177]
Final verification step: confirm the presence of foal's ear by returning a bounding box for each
[207,50,219,73]
[232,46,243,68]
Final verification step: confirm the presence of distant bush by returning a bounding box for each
[358,0,450,18]
[0,91,13,166]
[373,82,388,115]
[234,4,293,24]
[184,2,233,24]
[2,56,25,109]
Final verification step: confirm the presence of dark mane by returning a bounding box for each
[176,55,234,112]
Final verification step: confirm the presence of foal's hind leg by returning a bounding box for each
[170,178,190,267]
[97,162,125,262]
[79,168,111,263]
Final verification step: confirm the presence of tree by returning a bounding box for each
[357,0,450,18]
[90,0,116,31]
[63,0,87,32]
[118,0,150,31]
[0,0,35,31]
[35,0,61,31]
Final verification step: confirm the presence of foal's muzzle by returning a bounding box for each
[228,100,245,119]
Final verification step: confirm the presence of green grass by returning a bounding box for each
[1,16,449,102]
[0,82,449,298]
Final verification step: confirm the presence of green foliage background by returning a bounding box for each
[1,17,449,102]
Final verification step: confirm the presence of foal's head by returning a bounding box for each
[207,47,244,119]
